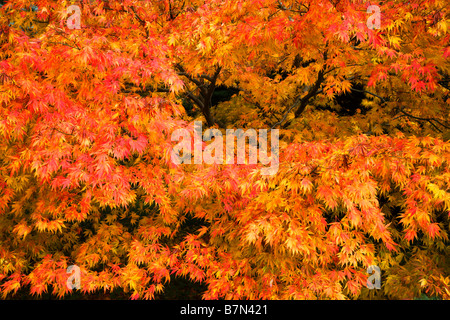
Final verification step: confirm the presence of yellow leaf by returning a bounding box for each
[419,279,427,287]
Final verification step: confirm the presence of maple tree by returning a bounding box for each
[0,0,449,300]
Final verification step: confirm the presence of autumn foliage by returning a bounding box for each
[0,0,449,299]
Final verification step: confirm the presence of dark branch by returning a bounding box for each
[272,49,328,129]
[396,106,449,132]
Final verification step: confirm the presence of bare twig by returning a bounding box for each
[350,88,387,103]
[396,106,449,132]
[355,89,450,132]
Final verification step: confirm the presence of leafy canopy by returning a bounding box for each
[0,0,449,299]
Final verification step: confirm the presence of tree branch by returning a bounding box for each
[395,106,449,132]
[175,64,222,127]
[352,89,449,132]
[271,49,328,129]
[131,6,149,38]
[350,88,387,103]
[185,89,204,111]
